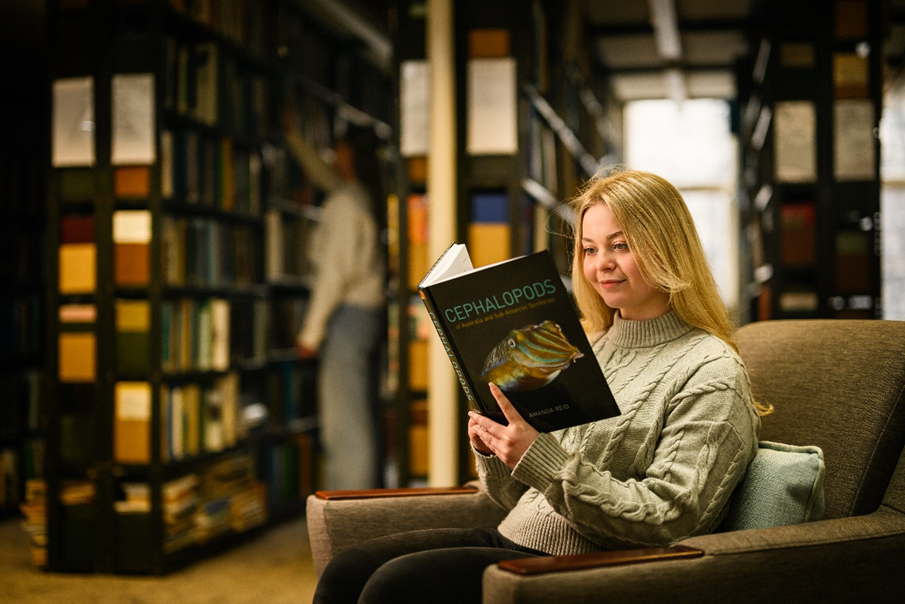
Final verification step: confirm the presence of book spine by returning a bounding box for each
[417,288,486,415]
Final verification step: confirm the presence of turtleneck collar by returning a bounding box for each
[605,310,695,348]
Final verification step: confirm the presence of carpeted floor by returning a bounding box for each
[0,514,318,603]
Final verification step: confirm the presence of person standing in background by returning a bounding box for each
[285,122,387,491]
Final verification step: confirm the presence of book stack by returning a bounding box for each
[163,474,200,554]
[60,480,95,506]
[19,479,47,568]
[114,482,152,514]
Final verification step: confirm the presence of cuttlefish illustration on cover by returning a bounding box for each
[480,320,584,393]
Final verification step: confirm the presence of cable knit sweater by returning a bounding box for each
[474,310,760,555]
[297,181,385,349]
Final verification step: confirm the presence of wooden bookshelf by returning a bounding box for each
[43,0,392,574]
[737,0,883,322]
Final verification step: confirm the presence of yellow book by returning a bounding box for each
[184,384,201,457]
[58,333,96,382]
[59,243,96,293]
[115,382,152,464]
[407,340,428,391]
[467,223,511,267]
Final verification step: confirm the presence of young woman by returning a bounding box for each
[287,125,387,491]
[313,169,766,603]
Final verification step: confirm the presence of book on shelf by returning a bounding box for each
[468,191,511,268]
[113,210,151,287]
[114,381,152,464]
[418,244,619,432]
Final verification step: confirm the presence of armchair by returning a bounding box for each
[307,320,905,603]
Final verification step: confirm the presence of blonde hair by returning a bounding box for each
[569,168,772,416]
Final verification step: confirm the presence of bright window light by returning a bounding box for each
[624,99,739,311]
[880,84,905,320]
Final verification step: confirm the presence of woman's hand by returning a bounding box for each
[468,383,540,469]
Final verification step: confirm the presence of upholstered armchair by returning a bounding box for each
[307,320,905,603]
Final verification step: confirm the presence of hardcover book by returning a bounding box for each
[418,244,619,432]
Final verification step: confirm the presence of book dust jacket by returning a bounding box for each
[420,248,619,432]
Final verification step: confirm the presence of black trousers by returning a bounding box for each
[312,527,545,604]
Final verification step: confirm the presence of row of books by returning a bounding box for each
[277,8,337,88]
[167,0,271,60]
[162,215,262,289]
[115,454,267,554]
[111,373,239,465]
[122,359,314,466]
[161,297,232,374]
[56,296,231,383]
[162,129,263,214]
[72,355,310,468]
[57,211,152,293]
[60,211,264,296]
[265,208,316,283]
[262,361,314,429]
[19,479,47,568]
[525,107,561,196]
[158,373,240,463]
[58,294,309,384]
[258,436,315,514]
[403,191,514,292]
[163,36,270,137]
[164,296,309,372]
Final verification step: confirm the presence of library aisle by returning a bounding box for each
[0,515,318,603]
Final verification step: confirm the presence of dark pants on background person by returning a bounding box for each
[312,527,544,603]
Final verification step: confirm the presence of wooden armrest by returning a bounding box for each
[314,485,479,501]
[497,545,704,576]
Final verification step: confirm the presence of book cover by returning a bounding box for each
[114,381,152,464]
[59,215,97,294]
[113,210,152,287]
[419,244,619,432]
[115,299,150,376]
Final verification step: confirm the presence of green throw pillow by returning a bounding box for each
[720,440,826,532]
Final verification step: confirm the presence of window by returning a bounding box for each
[880,83,905,320]
[624,99,739,313]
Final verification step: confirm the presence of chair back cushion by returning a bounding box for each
[735,320,905,520]
[720,441,825,531]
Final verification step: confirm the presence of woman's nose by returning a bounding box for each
[596,250,614,270]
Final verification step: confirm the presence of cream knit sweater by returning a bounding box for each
[475,310,760,554]
[296,181,385,349]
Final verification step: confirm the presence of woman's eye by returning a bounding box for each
[613,242,629,251]
[583,247,596,255]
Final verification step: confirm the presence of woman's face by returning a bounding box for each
[581,203,670,321]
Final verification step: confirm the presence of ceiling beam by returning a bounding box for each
[588,18,752,37]
[603,64,736,76]
[649,0,682,60]
[648,0,685,103]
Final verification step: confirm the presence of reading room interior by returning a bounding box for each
[1,0,904,602]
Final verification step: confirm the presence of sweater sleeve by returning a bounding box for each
[473,446,528,511]
[297,191,362,349]
[509,354,759,549]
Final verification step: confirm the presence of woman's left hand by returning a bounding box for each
[468,383,540,469]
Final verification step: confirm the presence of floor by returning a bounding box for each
[0,514,319,604]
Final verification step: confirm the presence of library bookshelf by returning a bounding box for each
[41,0,391,574]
